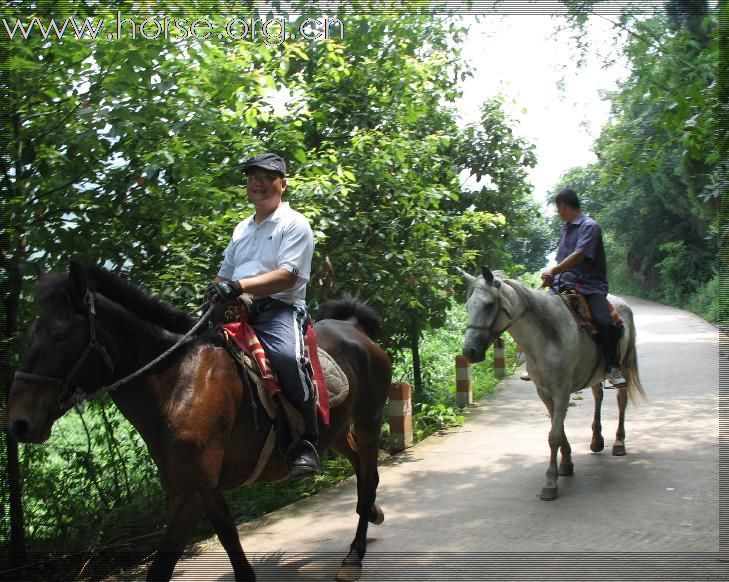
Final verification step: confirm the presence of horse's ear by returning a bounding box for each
[457,267,477,285]
[481,266,494,286]
[68,262,88,306]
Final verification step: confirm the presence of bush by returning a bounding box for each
[391,300,516,406]
[685,271,726,325]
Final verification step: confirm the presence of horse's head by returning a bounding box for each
[5,263,114,443]
[461,266,511,364]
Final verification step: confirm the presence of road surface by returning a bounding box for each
[120,297,724,580]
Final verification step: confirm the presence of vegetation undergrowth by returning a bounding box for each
[390,299,518,443]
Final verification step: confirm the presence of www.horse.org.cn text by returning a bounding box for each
[2,12,345,45]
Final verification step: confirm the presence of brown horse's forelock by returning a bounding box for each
[37,266,195,334]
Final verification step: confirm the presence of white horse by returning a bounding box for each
[461,267,645,501]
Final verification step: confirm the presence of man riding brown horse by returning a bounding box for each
[206,152,319,477]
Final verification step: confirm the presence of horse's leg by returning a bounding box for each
[333,419,382,582]
[558,405,574,477]
[331,430,384,525]
[538,389,569,500]
[613,385,628,456]
[559,434,574,477]
[147,493,204,581]
[201,489,256,581]
[590,382,605,452]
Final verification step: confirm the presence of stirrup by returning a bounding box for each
[285,439,320,479]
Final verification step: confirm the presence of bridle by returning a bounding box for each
[13,292,215,412]
[465,279,516,343]
[13,291,115,411]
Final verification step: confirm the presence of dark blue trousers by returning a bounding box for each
[248,298,315,406]
[584,293,621,369]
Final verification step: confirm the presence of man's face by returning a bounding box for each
[245,169,286,206]
[556,202,570,221]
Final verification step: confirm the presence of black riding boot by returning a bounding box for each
[285,397,320,479]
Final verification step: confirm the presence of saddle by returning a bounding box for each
[217,299,349,484]
[222,320,350,423]
[560,290,623,336]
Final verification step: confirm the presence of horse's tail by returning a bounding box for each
[622,309,646,404]
[317,296,382,340]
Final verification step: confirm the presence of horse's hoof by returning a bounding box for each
[369,504,385,525]
[559,462,574,476]
[590,438,605,452]
[540,486,558,501]
[612,444,626,456]
[335,563,362,581]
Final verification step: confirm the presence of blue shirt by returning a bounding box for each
[552,213,608,295]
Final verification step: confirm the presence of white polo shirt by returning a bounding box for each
[218,202,314,306]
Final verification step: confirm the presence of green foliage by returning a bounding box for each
[553,1,719,315]
[18,403,165,551]
[684,271,725,325]
[0,0,540,565]
[452,98,552,273]
[391,299,518,405]
[413,403,464,441]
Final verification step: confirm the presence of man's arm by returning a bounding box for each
[214,268,297,296]
[541,251,585,287]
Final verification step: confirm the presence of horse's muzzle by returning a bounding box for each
[7,415,50,443]
[462,345,486,364]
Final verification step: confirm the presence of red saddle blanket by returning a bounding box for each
[222,321,330,426]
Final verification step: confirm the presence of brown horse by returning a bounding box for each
[4,263,392,581]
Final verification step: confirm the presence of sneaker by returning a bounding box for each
[606,367,627,388]
[520,371,531,381]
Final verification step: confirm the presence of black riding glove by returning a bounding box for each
[206,279,243,303]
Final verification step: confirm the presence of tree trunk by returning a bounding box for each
[409,316,422,397]
[2,256,27,560]
[5,435,25,560]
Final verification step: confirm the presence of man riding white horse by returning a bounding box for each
[206,152,319,477]
[541,188,626,388]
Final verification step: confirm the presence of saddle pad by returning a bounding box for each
[222,322,349,425]
[319,347,349,408]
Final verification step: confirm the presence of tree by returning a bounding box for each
[553,1,719,305]
[1,0,543,561]
[452,98,551,273]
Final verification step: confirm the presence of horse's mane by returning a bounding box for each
[317,295,382,340]
[37,265,195,334]
[502,277,563,341]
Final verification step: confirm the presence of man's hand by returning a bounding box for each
[206,279,243,303]
[540,270,555,288]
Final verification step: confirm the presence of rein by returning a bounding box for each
[13,293,213,411]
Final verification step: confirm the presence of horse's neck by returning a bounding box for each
[99,300,184,437]
[501,281,566,360]
[100,298,182,374]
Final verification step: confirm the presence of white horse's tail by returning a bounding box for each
[622,310,646,404]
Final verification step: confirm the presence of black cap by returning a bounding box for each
[241,153,287,177]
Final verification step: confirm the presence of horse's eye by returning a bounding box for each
[52,333,69,343]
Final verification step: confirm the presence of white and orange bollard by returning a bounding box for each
[493,338,506,379]
[388,382,413,453]
[455,355,473,407]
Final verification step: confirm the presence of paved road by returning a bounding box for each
[145,297,723,580]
